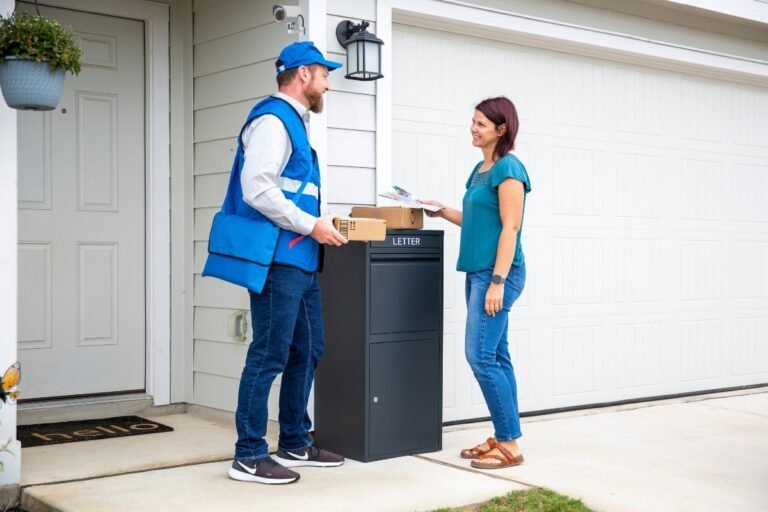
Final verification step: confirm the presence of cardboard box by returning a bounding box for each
[333,217,386,242]
[350,206,424,229]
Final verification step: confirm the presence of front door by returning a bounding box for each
[17,3,146,399]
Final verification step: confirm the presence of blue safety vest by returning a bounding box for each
[202,96,321,293]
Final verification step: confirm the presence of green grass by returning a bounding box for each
[431,487,595,512]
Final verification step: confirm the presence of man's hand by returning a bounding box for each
[310,215,348,246]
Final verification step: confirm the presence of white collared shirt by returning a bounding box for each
[240,92,327,236]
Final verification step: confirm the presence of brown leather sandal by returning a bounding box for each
[460,437,496,460]
[470,443,524,469]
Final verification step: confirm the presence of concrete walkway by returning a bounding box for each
[18,389,768,512]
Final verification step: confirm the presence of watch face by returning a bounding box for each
[492,274,503,284]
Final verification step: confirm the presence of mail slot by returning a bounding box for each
[315,229,444,462]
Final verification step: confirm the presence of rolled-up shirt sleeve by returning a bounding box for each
[240,115,317,236]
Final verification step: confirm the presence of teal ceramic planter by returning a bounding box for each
[0,56,66,111]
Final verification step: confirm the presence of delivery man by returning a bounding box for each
[203,41,348,485]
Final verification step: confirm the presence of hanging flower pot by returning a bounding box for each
[0,56,65,110]
[0,10,81,111]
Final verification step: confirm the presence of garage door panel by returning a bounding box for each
[732,86,768,148]
[392,27,461,114]
[609,66,670,137]
[391,128,462,201]
[613,152,665,219]
[551,323,606,397]
[393,23,768,420]
[678,239,724,302]
[728,162,768,222]
[552,57,605,130]
[680,79,727,143]
[468,42,532,119]
[680,158,724,221]
[680,318,725,382]
[730,316,768,376]
[552,146,606,217]
[613,321,665,390]
[614,238,664,304]
[731,241,768,299]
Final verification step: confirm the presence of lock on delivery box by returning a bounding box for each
[350,206,424,229]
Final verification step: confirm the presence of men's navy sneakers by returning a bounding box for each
[228,457,300,484]
[272,445,345,468]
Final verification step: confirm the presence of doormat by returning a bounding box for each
[17,416,174,448]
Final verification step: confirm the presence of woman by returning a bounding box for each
[423,96,531,470]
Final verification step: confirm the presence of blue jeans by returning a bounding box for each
[465,264,526,442]
[234,265,325,460]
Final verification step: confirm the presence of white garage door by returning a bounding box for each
[391,24,768,422]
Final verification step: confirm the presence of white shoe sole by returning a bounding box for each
[227,467,299,484]
[272,454,345,468]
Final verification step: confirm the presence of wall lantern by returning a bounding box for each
[335,20,384,81]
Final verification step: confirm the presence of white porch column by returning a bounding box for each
[0,0,21,493]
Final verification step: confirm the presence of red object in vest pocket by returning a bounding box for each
[288,235,306,248]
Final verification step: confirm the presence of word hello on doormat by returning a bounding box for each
[17,416,174,447]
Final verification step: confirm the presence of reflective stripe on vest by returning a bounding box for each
[277,176,319,199]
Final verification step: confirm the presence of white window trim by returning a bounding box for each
[375,0,768,201]
[41,0,171,404]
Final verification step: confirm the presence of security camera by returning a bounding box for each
[272,5,304,34]
[272,4,301,22]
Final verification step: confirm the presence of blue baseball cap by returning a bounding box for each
[276,41,342,73]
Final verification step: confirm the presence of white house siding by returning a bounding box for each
[191,0,296,414]
[191,0,380,417]
[325,0,378,213]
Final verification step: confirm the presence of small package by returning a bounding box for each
[333,217,386,242]
[350,206,423,229]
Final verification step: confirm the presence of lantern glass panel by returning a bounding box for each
[347,40,360,75]
[364,41,380,78]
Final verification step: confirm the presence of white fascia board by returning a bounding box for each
[391,0,768,84]
[665,0,768,25]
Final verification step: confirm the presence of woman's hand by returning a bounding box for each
[421,199,444,218]
[485,282,504,317]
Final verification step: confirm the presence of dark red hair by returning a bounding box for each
[475,96,519,162]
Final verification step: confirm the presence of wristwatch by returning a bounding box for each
[491,274,505,285]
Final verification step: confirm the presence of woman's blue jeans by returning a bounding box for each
[234,265,324,460]
[465,264,526,442]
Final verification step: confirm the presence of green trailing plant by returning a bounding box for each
[0,10,81,74]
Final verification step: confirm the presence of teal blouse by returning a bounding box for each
[456,154,531,273]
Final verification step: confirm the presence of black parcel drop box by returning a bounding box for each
[315,229,444,462]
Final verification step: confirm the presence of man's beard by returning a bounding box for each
[307,87,324,113]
